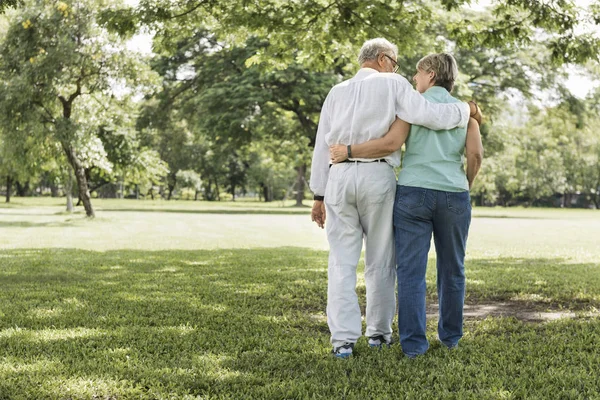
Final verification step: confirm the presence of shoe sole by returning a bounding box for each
[369,344,391,349]
[334,353,352,359]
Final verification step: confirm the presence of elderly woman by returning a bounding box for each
[330,53,483,358]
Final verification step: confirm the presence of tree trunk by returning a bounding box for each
[295,164,306,207]
[63,143,94,217]
[194,190,199,201]
[593,185,600,209]
[15,180,30,197]
[261,183,272,203]
[50,183,59,197]
[563,192,572,208]
[214,178,221,201]
[6,175,12,203]
[148,187,155,200]
[135,184,140,200]
[65,171,74,213]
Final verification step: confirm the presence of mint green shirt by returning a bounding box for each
[397,86,469,192]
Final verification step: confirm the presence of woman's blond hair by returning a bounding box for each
[416,53,458,92]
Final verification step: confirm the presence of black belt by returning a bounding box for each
[330,159,387,168]
[340,159,386,163]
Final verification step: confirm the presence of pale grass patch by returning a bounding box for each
[293,279,312,285]
[105,347,131,355]
[0,327,103,342]
[309,313,327,323]
[234,283,271,295]
[184,260,210,266]
[0,327,25,338]
[196,353,247,381]
[467,279,485,285]
[62,297,84,306]
[289,268,325,273]
[161,324,196,334]
[28,307,64,318]
[356,274,366,287]
[53,376,122,398]
[197,303,228,313]
[256,315,291,324]
[0,358,60,374]
[511,293,548,302]
[157,266,180,273]
[212,281,234,289]
[117,292,145,302]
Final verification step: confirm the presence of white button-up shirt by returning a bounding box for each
[310,68,470,197]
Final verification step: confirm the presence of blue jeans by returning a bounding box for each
[393,185,471,356]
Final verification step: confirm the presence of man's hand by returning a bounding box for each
[311,200,326,229]
[468,101,483,126]
[329,145,348,164]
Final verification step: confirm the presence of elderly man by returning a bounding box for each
[310,38,479,358]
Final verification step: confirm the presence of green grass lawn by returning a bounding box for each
[1,198,600,399]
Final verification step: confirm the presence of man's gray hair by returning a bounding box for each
[358,38,398,65]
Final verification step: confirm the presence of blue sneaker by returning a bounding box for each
[368,335,391,349]
[332,342,354,359]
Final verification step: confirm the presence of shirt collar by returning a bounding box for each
[352,68,379,81]
[423,86,449,95]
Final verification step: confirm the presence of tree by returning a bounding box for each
[0,121,55,202]
[108,0,600,208]
[138,32,336,205]
[176,169,202,200]
[0,0,154,216]
[105,0,599,71]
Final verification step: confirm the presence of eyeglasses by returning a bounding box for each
[384,54,400,73]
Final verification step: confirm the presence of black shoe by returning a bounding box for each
[332,342,354,359]
[368,335,391,349]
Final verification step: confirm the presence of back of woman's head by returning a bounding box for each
[416,53,458,92]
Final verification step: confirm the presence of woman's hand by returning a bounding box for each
[329,145,348,164]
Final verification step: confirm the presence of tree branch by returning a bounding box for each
[32,101,56,124]
[170,1,207,19]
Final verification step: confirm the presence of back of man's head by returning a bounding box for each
[358,38,398,66]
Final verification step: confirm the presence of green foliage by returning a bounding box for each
[176,169,202,192]
[138,31,335,202]
[2,0,599,206]
[114,0,599,70]
[0,0,19,13]
[0,0,162,208]
[471,95,600,207]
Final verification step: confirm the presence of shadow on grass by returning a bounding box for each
[98,207,310,215]
[0,220,84,228]
[0,248,599,398]
[471,214,551,220]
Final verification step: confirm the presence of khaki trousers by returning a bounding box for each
[324,161,397,347]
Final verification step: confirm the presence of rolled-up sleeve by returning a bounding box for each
[393,77,469,130]
[309,96,332,197]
